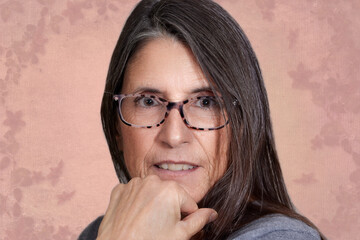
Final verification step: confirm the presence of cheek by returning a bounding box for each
[120,126,156,177]
[196,129,229,183]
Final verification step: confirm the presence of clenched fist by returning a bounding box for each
[96,175,217,240]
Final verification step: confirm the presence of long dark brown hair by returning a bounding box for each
[100,0,325,239]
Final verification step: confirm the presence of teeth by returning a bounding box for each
[158,163,195,171]
[159,163,168,170]
[169,163,183,171]
[182,165,191,170]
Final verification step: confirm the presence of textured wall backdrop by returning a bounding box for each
[1,0,359,239]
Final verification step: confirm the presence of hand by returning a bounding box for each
[96,175,217,240]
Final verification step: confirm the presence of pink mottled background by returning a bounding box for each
[0,0,359,239]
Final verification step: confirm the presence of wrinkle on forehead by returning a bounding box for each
[122,37,210,100]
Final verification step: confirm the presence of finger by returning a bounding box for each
[177,185,199,215]
[179,195,198,215]
[177,208,218,238]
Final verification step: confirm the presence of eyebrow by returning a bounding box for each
[132,86,214,95]
[133,87,162,94]
[190,87,214,94]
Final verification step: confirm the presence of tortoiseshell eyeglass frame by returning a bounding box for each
[113,93,233,131]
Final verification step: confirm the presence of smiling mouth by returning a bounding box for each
[155,163,197,171]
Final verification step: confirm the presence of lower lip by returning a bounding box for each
[151,165,198,178]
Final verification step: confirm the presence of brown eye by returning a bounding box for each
[201,98,210,107]
[135,96,160,108]
[144,98,154,106]
[195,96,219,110]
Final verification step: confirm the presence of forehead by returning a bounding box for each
[122,38,210,99]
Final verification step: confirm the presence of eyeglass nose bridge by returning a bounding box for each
[163,99,228,131]
[164,100,187,122]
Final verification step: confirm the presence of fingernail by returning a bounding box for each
[208,212,218,222]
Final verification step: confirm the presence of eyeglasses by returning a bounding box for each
[113,93,229,131]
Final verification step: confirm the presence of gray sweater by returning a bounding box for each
[228,214,320,240]
[78,214,320,240]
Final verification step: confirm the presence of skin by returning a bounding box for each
[97,38,229,240]
[120,37,229,202]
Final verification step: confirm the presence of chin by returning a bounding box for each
[147,165,210,201]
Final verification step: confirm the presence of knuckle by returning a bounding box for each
[158,181,181,200]
[164,180,179,191]
[142,175,161,188]
[146,174,160,182]
[129,176,141,185]
[110,183,123,200]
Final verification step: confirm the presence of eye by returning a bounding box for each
[195,96,219,109]
[200,98,211,107]
[135,96,160,108]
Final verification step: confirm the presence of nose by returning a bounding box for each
[156,107,192,148]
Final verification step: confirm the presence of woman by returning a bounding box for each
[79,0,325,239]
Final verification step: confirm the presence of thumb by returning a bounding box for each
[177,208,218,237]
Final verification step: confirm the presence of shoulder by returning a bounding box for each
[78,216,104,240]
[228,214,321,240]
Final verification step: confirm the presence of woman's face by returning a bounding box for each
[118,38,229,202]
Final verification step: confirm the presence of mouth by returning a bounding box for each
[155,163,198,171]
[151,161,200,179]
